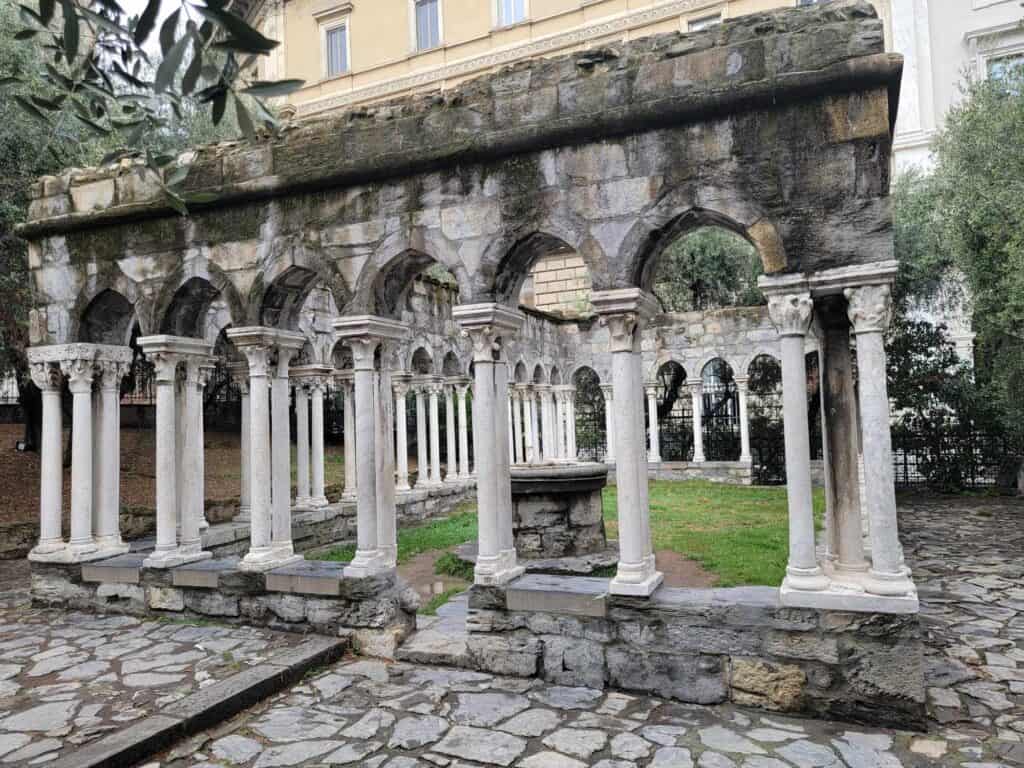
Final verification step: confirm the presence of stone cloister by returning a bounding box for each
[18,2,924,724]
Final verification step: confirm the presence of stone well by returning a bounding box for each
[510,463,608,559]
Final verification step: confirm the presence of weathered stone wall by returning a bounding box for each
[513,491,607,559]
[464,576,925,729]
[20,2,897,352]
[649,460,754,485]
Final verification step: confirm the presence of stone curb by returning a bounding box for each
[47,635,348,768]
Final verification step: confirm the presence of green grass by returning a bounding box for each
[419,588,466,616]
[434,551,475,581]
[312,502,479,564]
[602,480,825,587]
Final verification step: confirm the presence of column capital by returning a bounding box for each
[644,382,660,398]
[600,383,613,400]
[733,375,750,393]
[845,283,893,335]
[453,303,523,364]
[592,289,659,354]
[95,359,130,391]
[227,361,250,393]
[333,316,408,370]
[767,292,814,337]
[687,380,704,395]
[28,360,62,392]
[239,346,272,378]
[60,356,95,393]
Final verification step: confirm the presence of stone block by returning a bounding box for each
[606,647,727,704]
[70,179,115,212]
[83,554,145,584]
[541,635,606,689]
[764,631,839,664]
[467,634,540,678]
[96,582,146,609]
[730,657,807,712]
[148,586,185,611]
[507,575,608,618]
[183,590,240,618]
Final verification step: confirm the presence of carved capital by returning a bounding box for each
[197,363,216,390]
[463,326,499,364]
[733,375,749,394]
[96,359,128,391]
[603,312,642,354]
[348,338,378,371]
[393,381,410,398]
[60,357,95,393]
[600,384,613,401]
[148,352,180,384]
[767,292,813,337]
[644,383,659,398]
[29,361,62,392]
[241,346,271,378]
[845,284,893,335]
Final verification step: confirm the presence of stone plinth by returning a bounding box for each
[510,463,608,559]
[30,556,420,659]
[464,574,925,730]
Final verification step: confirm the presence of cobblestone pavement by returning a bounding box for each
[132,495,1023,768]
[0,562,306,766]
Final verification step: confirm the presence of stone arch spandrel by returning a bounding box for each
[153,257,244,340]
[72,269,147,343]
[252,238,351,329]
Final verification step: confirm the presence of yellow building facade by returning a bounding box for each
[253,0,892,119]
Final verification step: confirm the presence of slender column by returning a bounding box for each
[689,382,705,463]
[375,364,398,568]
[29,361,65,559]
[768,293,828,592]
[415,384,429,486]
[601,384,615,463]
[818,298,867,573]
[271,344,301,563]
[567,387,578,460]
[735,376,752,463]
[144,353,182,567]
[593,289,662,597]
[444,382,458,481]
[196,364,214,531]
[533,390,542,462]
[239,377,252,521]
[454,303,525,587]
[394,380,411,491]
[847,285,915,595]
[310,378,328,507]
[342,377,356,499]
[553,389,565,460]
[93,359,129,554]
[511,389,524,464]
[428,381,443,484]
[348,339,383,576]
[645,383,661,463]
[457,382,471,478]
[63,356,97,559]
[294,382,311,507]
[522,387,535,464]
[177,359,204,555]
[238,346,274,569]
[507,394,515,464]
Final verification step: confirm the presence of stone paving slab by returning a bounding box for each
[0,596,312,765]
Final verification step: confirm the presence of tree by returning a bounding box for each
[652,227,764,312]
[931,64,1024,446]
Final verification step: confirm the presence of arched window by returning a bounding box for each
[572,367,604,461]
[701,358,739,461]
[748,354,783,484]
[655,361,692,461]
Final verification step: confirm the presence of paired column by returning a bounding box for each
[454,303,524,586]
[291,366,332,509]
[333,316,408,578]
[428,379,443,485]
[766,295,828,593]
[229,363,252,522]
[415,381,430,485]
[456,380,471,478]
[846,284,914,596]
[28,358,65,559]
[600,384,615,463]
[393,377,411,491]
[444,381,459,481]
[293,382,312,507]
[339,374,356,500]
[270,335,303,565]
[689,382,706,463]
[566,386,578,460]
[520,386,535,464]
[735,376,752,463]
[536,384,552,462]
[592,289,662,597]
[645,383,661,464]
[139,336,213,569]
[93,358,131,554]
[510,388,524,464]
[553,388,566,460]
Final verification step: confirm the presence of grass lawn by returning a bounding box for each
[311,481,823,591]
[604,480,825,587]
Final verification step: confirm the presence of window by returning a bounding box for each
[324,23,349,77]
[496,0,526,28]
[414,0,441,51]
[988,53,1024,81]
[688,14,720,32]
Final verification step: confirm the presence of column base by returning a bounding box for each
[739,455,752,464]
[237,547,298,573]
[692,456,706,464]
[93,537,131,558]
[144,547,212,570]
[865,568,918,598]
[780,579,919,614]
[309,496,329,508]
[342,489,357,503]
[293,496,313,510]
[782,565,830,592]
[235,506,251,523]
[379,544,398,570]
[199,516,210,532]
[648,455,662,464]
[396,482,412,493]
[609,556,664,597]
[28,542,72,563]
[344,549,389,578]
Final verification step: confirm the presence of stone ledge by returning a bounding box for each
[82,553,146,584]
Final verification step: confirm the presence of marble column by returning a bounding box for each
[270,341,302,564]
[768,293,828,593]
[228,363,251,522]
[196,363,214,531]
[394,378,411,491]
[453,302,524,586]
[177,358,206,555]
[428,380,443,485]
[333,316,407,577]
[310,377,328,507]
[444,382,458,481]
[847,284,915,596]
[689,382,705,463]
[341,376,356,499]
[735,376,752,463]
[293,381,312,508]
[554,388,566,460]
[522,386,535,464]
[818,297,867,574]
[64,356,97,559]
[567,387,578,460]
[645,383,661,464]
[415,382,429,486]
[145,351,180,566]
[511,388,524,464]
[534,384,550,462]
[93,357,130,555]
[28,358,65,560]
[601,384,615,463]
[593,289,662,597]
[457,381,471,478]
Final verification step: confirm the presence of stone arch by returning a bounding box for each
[620,189,785,292]
[531,363,546,385]
[72,269,147,342]
[79,289,137,345]
[698,355,737,384]
[253,238,351,328]
[513,361,528,384]
[483,228,605,306]
[153,260,244,339]
[442,351,463,377]
[331,341,354,370]
[352,231,471,318]
[654,360,692,462]
[411,347,434,376]
[550,366,562,386]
